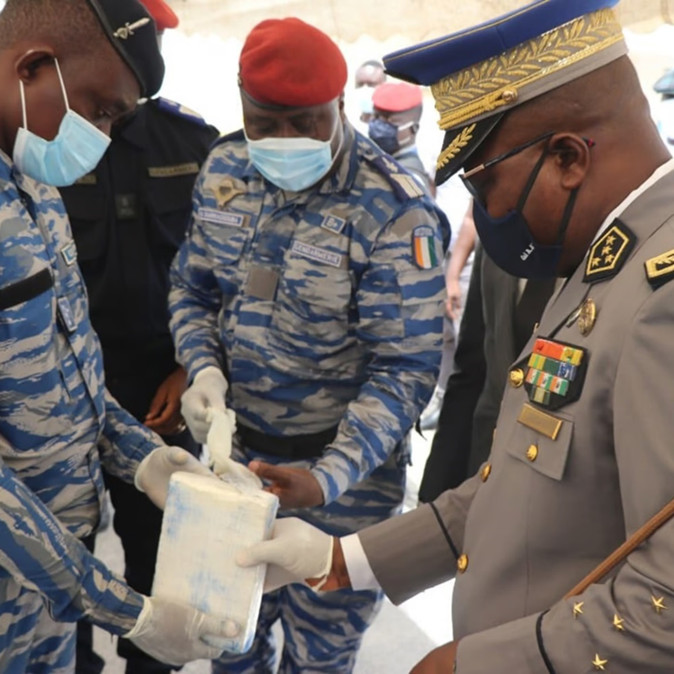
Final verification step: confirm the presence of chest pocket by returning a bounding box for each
[268,249,355,373]
[505,404,573,481]
[60,185,107,263]
[0,268,73,451]
[147,173,199,255]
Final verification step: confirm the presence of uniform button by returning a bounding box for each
[526,444,539,462]
[509,368,525,388]
[457,554,469,573]
[480,463,492,482]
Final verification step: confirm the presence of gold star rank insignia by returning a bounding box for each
[572,601,584,619]
[592,654,608,671]
[612,614,625,631]
[645,249,674,289]
[651,595,667,614]
[584,219,636,284]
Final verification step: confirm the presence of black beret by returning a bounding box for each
[85,0,165,97]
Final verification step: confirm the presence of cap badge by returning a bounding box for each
[113,17,151,40]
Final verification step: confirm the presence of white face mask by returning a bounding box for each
[12,58,111,186]
[245,117,343,192]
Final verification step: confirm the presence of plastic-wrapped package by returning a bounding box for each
[152,471,278,653]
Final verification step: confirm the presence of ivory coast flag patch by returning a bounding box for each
[412,226,439,269]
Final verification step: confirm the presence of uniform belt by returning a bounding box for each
[237,424,339,460]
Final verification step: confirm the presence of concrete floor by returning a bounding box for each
[90,430,454,673]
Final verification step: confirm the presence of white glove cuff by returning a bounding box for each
[193,365,228,392]
[310,535,335,592]
[134,447,161,492]
[123,596,152,638]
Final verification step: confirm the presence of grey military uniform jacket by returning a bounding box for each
[360,166,674,672]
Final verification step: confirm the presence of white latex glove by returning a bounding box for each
[135,446,215,509]
[181,366,229,443]
[207,408,263,490]
[236,517,334,592]
[124,596,239,666]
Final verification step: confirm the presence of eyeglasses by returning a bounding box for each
[460,131,595,203]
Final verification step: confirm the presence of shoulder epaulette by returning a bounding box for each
[583,219,636,284]
[154,97,208,127]
[361,144,426,202]
[645,249,674,289]
[211,129,245,148]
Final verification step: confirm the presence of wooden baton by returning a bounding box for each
[564,496,674,599]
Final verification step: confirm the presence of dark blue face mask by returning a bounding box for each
[465,143,579,279]
[368,118,400,154]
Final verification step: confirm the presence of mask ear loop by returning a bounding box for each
[554,187,579,246]
[53,58,71,112]
[19,80,28,130]
[515,143,550,212]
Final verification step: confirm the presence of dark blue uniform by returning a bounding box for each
[60,97,219,674]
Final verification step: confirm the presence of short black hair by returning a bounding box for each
[0,0,105,57]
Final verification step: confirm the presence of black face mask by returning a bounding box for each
[368,118,400,154]
[470,146,579,279]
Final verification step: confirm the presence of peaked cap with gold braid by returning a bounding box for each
[383,0,626,185]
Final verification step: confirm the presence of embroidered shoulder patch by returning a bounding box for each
[645,249,674,289]
[412,226,439,269]
[583,219,636,284]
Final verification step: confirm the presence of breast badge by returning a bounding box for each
[524,338,588,410]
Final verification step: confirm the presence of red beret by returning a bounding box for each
[138,0,179,31]
[239,18,347,107]
[372,82,423,113]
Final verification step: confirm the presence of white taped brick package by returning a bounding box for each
[153,472,279,654]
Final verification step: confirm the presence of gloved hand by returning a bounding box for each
[236,517,334,592]
[135,445,215,509]
[181,366,229,443]
[124,596,239,666]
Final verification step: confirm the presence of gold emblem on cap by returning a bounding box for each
[436,123,476,171]
[612,614,625,631]
[526,444,538,462]
[113,17,151,40]
[430,8,624,132]
[500,88,518,104]
[577,298,597,336]
[457,554,469,573]
[572,601,584,619]
[592,654,608,671]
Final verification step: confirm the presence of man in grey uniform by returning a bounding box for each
[238,0,674,671]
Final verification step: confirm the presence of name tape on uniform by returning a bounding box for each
[291,240,343,268]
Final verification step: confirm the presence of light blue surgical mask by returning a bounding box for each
[13,59,111,187]
[245,119,342,192]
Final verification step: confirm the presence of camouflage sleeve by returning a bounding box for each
[97,389,164,482]
[312,202,446,503]
[0,460,143,635]
[168,179,225,379]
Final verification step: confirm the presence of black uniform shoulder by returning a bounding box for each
[146,98,219,141]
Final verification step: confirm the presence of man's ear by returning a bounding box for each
[548,133,592,190]
[15,48,55,84]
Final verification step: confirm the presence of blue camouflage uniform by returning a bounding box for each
[0,149,163,673]
[169,124,449,673]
